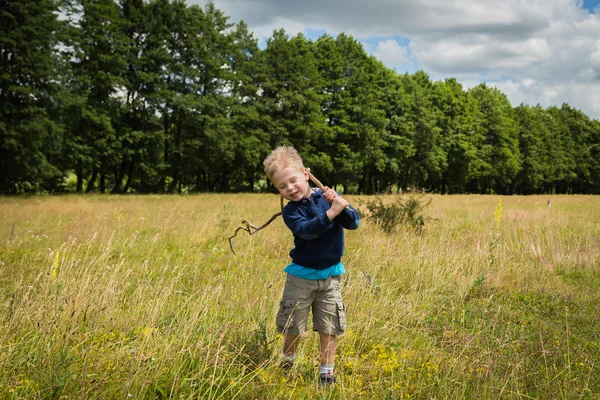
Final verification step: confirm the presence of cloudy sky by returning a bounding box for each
[190,0,600,120]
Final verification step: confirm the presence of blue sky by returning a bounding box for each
[582,0,600,12]
[192,0,600,120]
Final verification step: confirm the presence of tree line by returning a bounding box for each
[2,0,599,195]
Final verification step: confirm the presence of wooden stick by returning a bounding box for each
[228,169,332,254]
[307,169,325,191]
[308,168,349,208]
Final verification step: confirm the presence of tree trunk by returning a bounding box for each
[76,161,84,193]
[123,161,134,193]
[441,173,447,194]
[159,109,170,194]
[100,166,106,194]
[112,159,127,194]
[196,171,202,192]
[86,167,98,193]
[167,169,178,193]
[247,171,254,192]
[220,175,229,192]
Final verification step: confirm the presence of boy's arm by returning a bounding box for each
[322,187,360,230]
[282,207,333,240]
[335,204,361,230]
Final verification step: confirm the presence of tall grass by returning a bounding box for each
[1,194,599,399]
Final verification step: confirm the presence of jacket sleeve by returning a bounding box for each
[335,204,361,230]
[282,206,333,240]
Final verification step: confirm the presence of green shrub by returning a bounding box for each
[359,193,432,233]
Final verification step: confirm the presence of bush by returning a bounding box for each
[359,193,432,233]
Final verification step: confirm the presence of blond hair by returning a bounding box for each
[263,146,305,181]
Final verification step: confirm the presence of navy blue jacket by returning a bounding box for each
[281,189,360,270]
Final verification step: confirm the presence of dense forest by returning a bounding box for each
[2,0,599,195]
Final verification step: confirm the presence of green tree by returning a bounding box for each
[109,0,170,193]
[393,71,444,192]
[4,0,600,196]
[514,105,553,194]
[109,0,157,193]
[314,33,388,193]
[340,40,388,194]
[189,3,251,193]
[0,0,63,193]
[590,119,600,194]
[313,34,346,187]
[545,106,577,193]
[469,84,520,194]
[154,1,239,193]
[430,78,482,193]
[554,104,596,193]
[226,21,269,192]
[61,0,127,193]
[380,73,415,192]
[256,30,327,181]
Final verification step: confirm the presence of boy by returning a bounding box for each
[263,146,360,387]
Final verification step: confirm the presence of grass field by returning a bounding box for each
[1,194,599,399]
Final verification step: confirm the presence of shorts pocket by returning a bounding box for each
[336,301,346,332]
[276,299,297,330]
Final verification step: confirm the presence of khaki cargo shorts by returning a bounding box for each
[276,274,346,336]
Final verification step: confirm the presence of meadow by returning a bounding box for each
[1,193,599,399]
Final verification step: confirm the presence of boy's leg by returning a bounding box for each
[318,332,337,387]
[312,275,346,338]
[276,274,315,368]
[280,333,301,369]
[312,275,345,387]
[318,332,337,365]
[284,333,301,356]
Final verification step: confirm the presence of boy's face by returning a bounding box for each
[272,167,310,202]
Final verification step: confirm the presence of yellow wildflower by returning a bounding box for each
[51,251,60,280]
[494,198,503,230]
[142,327,154,336]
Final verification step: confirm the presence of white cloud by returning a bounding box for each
[495,78,600,117]
[191,0,555,38]
[190,0,600,119]
[371,40,410,69]
[412,36,552,73]
[249,17,308,41]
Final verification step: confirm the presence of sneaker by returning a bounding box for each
[280,359,294,370]
[319,373,336,388]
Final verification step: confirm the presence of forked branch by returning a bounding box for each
[228,196,284,254]
[228,170,326,254]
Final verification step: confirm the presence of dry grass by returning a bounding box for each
[1,194,599,399]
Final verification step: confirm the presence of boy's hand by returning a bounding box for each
[332,196,349,210]
[322,186,338,203]
[326,196,350,221]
